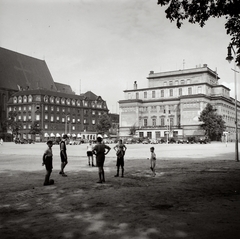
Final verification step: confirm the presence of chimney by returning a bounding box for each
[134,81,137,90]
[203,64,208,67]
[150,70,154,74]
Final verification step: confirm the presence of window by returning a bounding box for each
[169,89,173,97]
[136,92,139,99]
[139,132,144,138]
[19,106,21,111]
[28,124,31,129]
[72,126,75,131]
[56,116,59,121]
[18,96,22,103]
[57,107,59,112]
[28,105,31,111]
[23,124,26,129]
[50,96,54,103]
[187,79,191,84]
[62,118,65,123]
[23,96,27,103]
[152,118,156,126]
[92,111,95,115]
[56,97,60,104]
[198,86,202,93]
[45,114,48,120]
[175,80,179,85]
[161,90,164,97]
[61,98,65,104]
[170,117,174,126]
[152,91,155,98]
[28,95,32,102]
[28,115,32,120]
[144,118,147,127]
[147,132,152,139]
[164,81,167,86]
[44,95,48,102]
[181,80,185,85]
[62,108,65,113]
[155,131,161,139]
[179,88,182,96]
[23,115,27,121]
[72,118,75,123]
[13,97,17,103]
[45,105,48,111]
[45,124,48,129]
[23,106,26,111]
[169,81,173,86]
[92,119,95,125]
[51,115,54,122]
[144,92,147,98]
[36,114,40,121]
[77,100,81,106]
[51,106,54,111]
[160,118,164,126]
[188,87,192,95]
[67,98,71,105]
[72,99,76,106]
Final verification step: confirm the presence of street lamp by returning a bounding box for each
[65,115,69,134]
[226,44,240,162]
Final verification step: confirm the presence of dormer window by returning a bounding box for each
[28,95,32,102]
[18,96,22,103]
[23,95,27,103]
[13,96,17,104]
[66,98,71,105]
[50,96,54,103]
[61,98,65,104]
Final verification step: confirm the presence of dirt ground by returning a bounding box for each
[0,142,240,239]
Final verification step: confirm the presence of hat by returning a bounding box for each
[47,140,53,145]
[97,134,103,139]
[62,134,68,139]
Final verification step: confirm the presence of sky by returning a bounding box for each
[0,0,238,113]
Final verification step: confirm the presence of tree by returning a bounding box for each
[199,103,226,140]
[95,114,112,135]
[129,124,137,136]
[6,111,23,137]
[157,0,240,65]
[29,121,42,136]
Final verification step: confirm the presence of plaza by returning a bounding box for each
[0,142,240,238]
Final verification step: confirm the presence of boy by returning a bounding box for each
[87,140,94,166]
[113,139,127,177]
[42,140,54,186]
[148,147,156,176]
[92,135,111,183]
[59,134,68,176]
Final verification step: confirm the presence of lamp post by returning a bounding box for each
[65,115,69,134]
[226,44,240,162]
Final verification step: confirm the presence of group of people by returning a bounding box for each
[42,135,157,186]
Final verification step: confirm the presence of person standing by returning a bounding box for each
[42,140,54,186]
[148,147,156,177]
[87,140,95,166]
[92,135,111,183]
[0,138,3,146]
[59,134,68,177]
[113,139,127,177]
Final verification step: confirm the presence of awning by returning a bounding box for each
[50,133,55,137]
[44,133,50,137]
[67,133,71,137]
[77,133,81,138]
[56,133,61,137]
[72,134,76,137]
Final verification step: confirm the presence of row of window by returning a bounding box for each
[139,131,178,139]
[13,95,106,109]
[141,117,174,127]
[135,87,200,100]
[9,106,104,116]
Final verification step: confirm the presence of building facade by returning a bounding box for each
[7,89,109,142]
[119,64,240,141]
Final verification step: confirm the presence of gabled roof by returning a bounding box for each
[81,91,100,101]
[55,82,74,94]
[0,47,57,91]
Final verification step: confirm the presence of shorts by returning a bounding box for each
[87,151,93,157]
[96,159,105,167]
[116,157,124,167]
[45,156,53,171]
[60,151,68,162]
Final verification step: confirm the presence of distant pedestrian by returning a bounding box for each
[92,135,111,183]
[59,134,68,177]
[113,139,127,177]
[0,138,3,145]
[42,140,54,186]
[87,140,95,166]
[147,147,156,176]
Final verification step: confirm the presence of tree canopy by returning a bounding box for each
[95,114,112,135]
[199,103,226,140]
[29,121,42,135]
[7,111,23,136]
[157,0,240,65]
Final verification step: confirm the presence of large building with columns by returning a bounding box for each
[119,64,239,141]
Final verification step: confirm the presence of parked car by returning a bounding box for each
[199,136,210,144]
[177,139,189,144]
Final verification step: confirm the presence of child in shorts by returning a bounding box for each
[148,147,156,176]
[42,140,54,186]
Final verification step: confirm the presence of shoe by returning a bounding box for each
[114,174,119,177]
[92,164,95,167]
[97,181,102,183]
[59,171,63,175]
[62,173,67,177]
[121,175,124,178]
